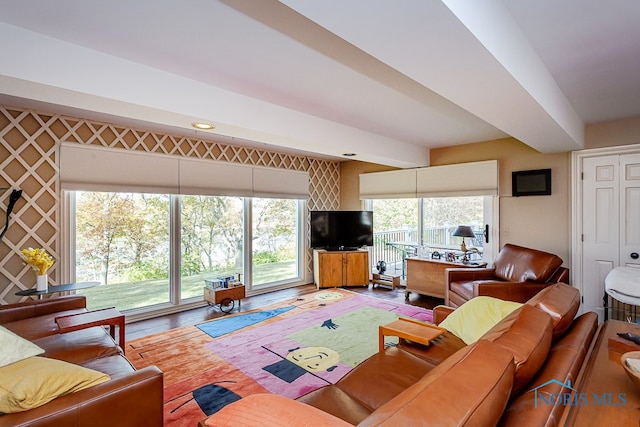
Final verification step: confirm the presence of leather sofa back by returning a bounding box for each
[526,282,581,340]
[494,244,563,283]
[360,340,515,427]
[481,304,553,395]
[0,295,87,325]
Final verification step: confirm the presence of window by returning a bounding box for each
[180,195,244,300]
[251,198,303,288]
[74,191,170,311]
[369,199,419,274]
[421,196,485,254]
[70,191,305,315]
[367,195,493,276]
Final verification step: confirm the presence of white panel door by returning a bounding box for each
[581,155,619,318]
[621,154,640,267]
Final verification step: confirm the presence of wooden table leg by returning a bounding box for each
[118,320,126,352]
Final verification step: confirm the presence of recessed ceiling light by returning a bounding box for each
[191,122,215,130]
[342,153,357,157]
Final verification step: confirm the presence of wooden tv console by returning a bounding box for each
[313,249,370,288]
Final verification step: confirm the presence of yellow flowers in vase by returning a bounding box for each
[21,247,54,276]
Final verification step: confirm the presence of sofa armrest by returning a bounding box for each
[446,267,497,284]
[0,295,87,324]
[433,305,456,325]
[0,366,164,427]
[199,394,353,427]
[473,281,549,303]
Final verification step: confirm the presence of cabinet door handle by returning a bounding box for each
[631,252,639,260]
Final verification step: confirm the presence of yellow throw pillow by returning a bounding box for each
[439,297,523,345]
[0,326,45,368]
[0,356,110,413]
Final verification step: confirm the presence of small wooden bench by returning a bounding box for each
[372,273,401,290]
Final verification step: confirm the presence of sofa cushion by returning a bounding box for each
[493,244,563,282]
[0,326,45,367]
[439,296,523,344]
[0,356,110,413]
[336,346,435,411]
[296,385,371,425]
[80,354,137,378]
[448,280,475,302]
[33,327,121,364]
[525,282,581,340]
[481,304,553,395]
[395,330,466,366]
[360,340,515,426]
[297,346,435,423]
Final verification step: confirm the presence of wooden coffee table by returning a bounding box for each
[379,317,446,352]
[55,307,125,351]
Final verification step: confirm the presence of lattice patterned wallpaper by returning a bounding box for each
[0,105,340,304]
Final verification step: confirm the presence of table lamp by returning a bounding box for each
[453,225,475,253]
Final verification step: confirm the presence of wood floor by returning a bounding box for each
[125,284,444,341]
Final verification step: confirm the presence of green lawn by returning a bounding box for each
[78,260,297,311]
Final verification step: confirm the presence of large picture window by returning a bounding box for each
[69,191,305,316]
[366,195,494,277]
[74,191,170,311]
[180,195,244,300]
[251,198,300,287]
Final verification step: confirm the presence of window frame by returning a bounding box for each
[64,191,308,321]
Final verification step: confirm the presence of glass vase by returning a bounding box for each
[36,274,48,292]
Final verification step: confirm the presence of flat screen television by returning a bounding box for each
[310,210,373,250]
[512,168,552,197]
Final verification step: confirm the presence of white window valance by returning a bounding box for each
[416,160,498,197]
[359,169,417,199]
[179,158,254,197]
[360,160,498,199]
[59,143,309,199]
[59,144,180,194]
[253,167,309,199]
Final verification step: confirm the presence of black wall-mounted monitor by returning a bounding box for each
[310,210,373,251]
[512,169,552,197]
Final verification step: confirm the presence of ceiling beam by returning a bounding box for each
[281,0,585,152]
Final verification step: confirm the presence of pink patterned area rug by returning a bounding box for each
[127,288,433,426]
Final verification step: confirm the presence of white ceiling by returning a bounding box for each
[0,0,638,167]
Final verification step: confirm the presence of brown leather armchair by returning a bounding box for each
[445,243,569,308]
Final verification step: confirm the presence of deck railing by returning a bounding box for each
[369,226,484,275]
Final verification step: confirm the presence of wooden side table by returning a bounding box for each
[16,281,101,300]
[561,320,640,425]
[379,317,445,352]
[55,307,125,351]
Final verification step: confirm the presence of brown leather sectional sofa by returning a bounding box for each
[0,295,163,427]
[201,282,598,426]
